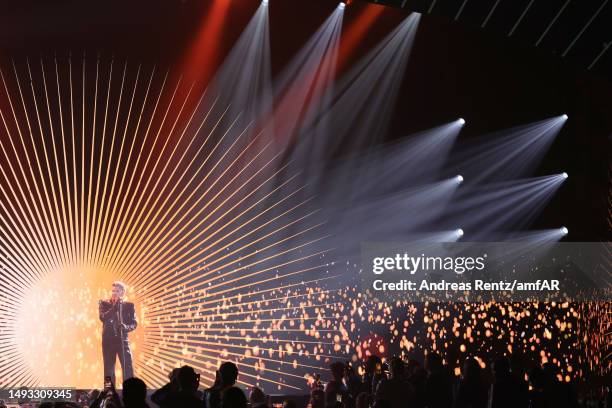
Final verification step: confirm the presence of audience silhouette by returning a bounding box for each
[152,365,202,408]
[66,353,606,408]
[452,358,487,408]
[424,352,455,408]
[203,361,240,408]
[220,386,247,408]
[324,361,353,407]
[488,357,528,408]
[122,377,149,408]
[374,357,414,408]
[249,386,269,408]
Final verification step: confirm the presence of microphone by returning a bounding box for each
[118,300,125,333]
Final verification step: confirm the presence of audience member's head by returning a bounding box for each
[89,389,101,401]
[282,399,297,408]
[446,347,459,370]
[212,368,221,388]
[406,358,422,377]
[221,386,247,408]
[492,357,511,379]
[509,353,526,377]
[389,357,405,379]
[104,399,122,408]
[219,361,239,387]
[366,355,382,376]
[355,392,369,408]
[425,352,443,373]
[330,361,346,381]
[169,367,181,383]
[122,377,147,407]
[310,388,325,408]
[249,386,267,408]
[372,399,391,408]
[462,358,482,382]
[542,362,559,383]
[528,366,545,391]
[311,373,323,390]
[178,365,200,394]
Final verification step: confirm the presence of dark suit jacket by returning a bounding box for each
[99,300,137,338]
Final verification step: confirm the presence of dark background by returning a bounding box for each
[0,0,609,241]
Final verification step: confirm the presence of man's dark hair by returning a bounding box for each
[249,386,266,405]
[330,362,345,380]
[178,365,199,393]
[425,352,443,372]
[528,366,545,389]
[283,399,297,408]
[310,389,325,408]
[389,357,405,378]
[122,377,147,407]
[462,358,482,382]
[221,386,247,408]
[492,357,511,377]
[219,362,239,386]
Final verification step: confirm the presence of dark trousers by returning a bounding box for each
[102,335,134,385]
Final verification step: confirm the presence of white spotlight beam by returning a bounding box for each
[298,120,462,205]
[280,8,344,176]
[269,6,344,144]
[368,120,464,187]
[281,14,421,200]
[486,229,569,243]
[318,13,421,154]
[448,115,567,183]
[203,1,273,133]
[442,175,567,238]
[324,177,462,250]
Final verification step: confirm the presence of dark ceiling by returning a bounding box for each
[363,0,612,82]
[0,0,609,240]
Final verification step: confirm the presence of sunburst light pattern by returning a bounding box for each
[0,56,346,390]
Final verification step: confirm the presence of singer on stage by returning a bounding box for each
[99,281,137,385]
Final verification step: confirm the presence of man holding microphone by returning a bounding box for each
[99,281,137,386]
